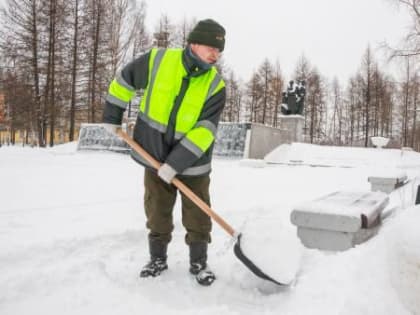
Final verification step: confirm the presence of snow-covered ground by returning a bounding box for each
[1,142,420,315]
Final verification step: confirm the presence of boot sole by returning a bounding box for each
[194,270,216,286]
[139,266,168,278]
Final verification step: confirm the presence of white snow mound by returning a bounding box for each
[239,215,303,285]
[385,206,420,315]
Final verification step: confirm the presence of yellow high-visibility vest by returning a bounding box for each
[107,48,225,154]
[139,48,224,152]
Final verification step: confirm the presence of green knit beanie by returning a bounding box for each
[187,19,226,52]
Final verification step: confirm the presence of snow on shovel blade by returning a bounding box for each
[234,234,290,286]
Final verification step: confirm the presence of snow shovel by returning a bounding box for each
[116,129,287,286]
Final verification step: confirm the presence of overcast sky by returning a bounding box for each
[144,0,411,84]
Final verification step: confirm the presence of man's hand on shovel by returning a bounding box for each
[158,163,177,184]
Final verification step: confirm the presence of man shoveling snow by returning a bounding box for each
[101,19,226,286]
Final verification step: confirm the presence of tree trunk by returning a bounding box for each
[411,78,418,148]
[30,0,43,147]
[48,0,57,147]
[364,73,370,147]
[403,57,410,146]
[69,0,79,141]
[90,0,102,123]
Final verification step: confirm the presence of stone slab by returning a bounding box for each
[368,175,407,185]
[370,183,396,194]
[77,123,130,153]
[297,225,380,251]
[291,191,389,232]
[368,175,407,193]
[213,122,250,158]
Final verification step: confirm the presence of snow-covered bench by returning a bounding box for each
[368,173,407,194]
[290,191,389,251]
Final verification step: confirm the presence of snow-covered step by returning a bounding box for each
[291,191,389,251]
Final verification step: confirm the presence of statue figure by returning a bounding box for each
[280,79,305,115]
[296,80,306,115]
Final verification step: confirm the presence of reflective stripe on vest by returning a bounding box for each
[131,148,212,175]
[106,70,136,109]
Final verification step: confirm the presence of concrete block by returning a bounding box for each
[291,191,389,232]
[370,183,394,194]
[277,115,304,143]
[247,123,287,159]
[297,225,380,251]
[368,175,407,193]
[214,119,304,159]
[214,122,250,158]
[291,191,388,251]
[77,123,130,153]
[291,210,361,233]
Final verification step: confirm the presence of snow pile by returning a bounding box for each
[265,142,420,169]
[1,143,419,314]
[385,206,420,315]
[238,215,303,285]
[238,158,267,168]
[48,141,78,154]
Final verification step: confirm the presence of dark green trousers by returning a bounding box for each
[144,168,212,245]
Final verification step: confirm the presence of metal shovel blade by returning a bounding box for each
[233,234,288,286]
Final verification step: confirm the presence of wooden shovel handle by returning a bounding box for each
[117,129,236,237]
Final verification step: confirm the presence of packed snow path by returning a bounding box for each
[1,143,419,315]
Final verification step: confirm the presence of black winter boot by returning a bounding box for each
[189,242,216,286]
[140,239,168,278]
